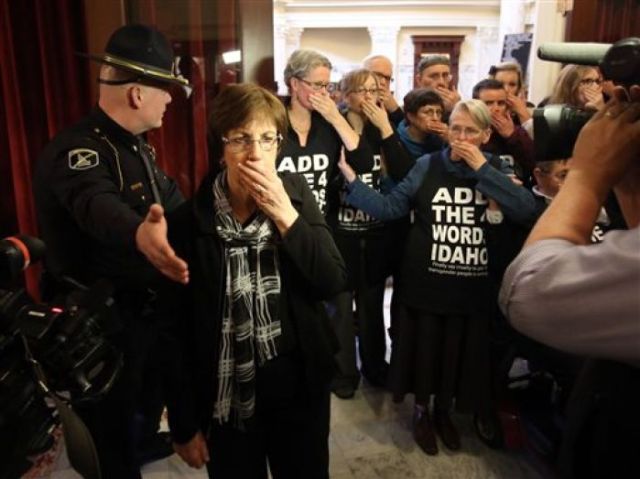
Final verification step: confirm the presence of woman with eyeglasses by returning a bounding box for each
[397,88,448,158]
[163,83,347,478]
[277,49,370,217]
[548,64,605,110]
[337,99,536,455]
[328,68,414,399]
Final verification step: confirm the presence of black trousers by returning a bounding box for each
[206,354,331,479]
[75,309,159,479]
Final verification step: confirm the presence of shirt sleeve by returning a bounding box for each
[475,160,537,226]
[505,126,535,176]
[50,147,143,249]
[499,227,640,366]
[345,155,430,221]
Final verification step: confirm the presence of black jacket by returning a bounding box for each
[33,106,184,291]
[162,172,347,444]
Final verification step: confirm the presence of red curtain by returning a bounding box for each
[0,0,228,295]
[130,0,215,197]
[0,0,91,295]
[596,0,640,42]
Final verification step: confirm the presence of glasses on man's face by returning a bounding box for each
[372,71,393,83]
[580,78,602,87]
[297,78,330,91]
[449,125,482,138]
[354,87,379,96]
[222,133,282,152]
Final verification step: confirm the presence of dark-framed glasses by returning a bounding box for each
[297,78,330,91]
[222,133,283,152]
[580,78,602,86]
[354,87,379,96]
[372,71,393,83]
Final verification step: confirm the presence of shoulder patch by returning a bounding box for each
[68,148,99,171]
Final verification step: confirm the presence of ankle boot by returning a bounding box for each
[413,406,438,455]
[434,408,461,451]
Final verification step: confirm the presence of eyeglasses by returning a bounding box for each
[372,71,393,83]
[297,78,330,91]
[580,78,602,86]
[449,125,482,138]
[418,107,443,117]
[222,134,282,152]
[354,87,379,96]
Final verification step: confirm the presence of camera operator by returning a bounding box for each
[33,25,189,479]
[499,85,640,478]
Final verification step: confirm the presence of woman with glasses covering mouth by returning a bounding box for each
[327,68,414,400]
[547,64,605,111]
[162,83,347,479]
[337,99,536,456]
[277,49,371,218]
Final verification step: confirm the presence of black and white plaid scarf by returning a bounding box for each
[212,171,282,427]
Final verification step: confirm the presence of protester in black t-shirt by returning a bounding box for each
[329,68,413,399]
[276,49,370,216]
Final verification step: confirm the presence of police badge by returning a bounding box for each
[68,149,99,171]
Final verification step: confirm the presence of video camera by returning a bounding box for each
[0,235,122,479]
[534,37,640,161]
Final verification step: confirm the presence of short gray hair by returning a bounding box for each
[417,55,450,75]
[283,49,332,89]
[450,99,491,130]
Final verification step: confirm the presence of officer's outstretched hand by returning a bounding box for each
[136,204,189,284]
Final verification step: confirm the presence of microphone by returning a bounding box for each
[538,38,640,84]
[537,42,611,66]
[0,235,46,286]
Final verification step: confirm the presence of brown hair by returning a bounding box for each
[488,61,524,93]
[548,64,600,107]
[340,68,378,96]
[208,83,287,161]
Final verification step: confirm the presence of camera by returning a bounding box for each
[534,37,640,161]
[0,235,122,479]
[533,105,594,161]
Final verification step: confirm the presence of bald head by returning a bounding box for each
[364,55,394,97]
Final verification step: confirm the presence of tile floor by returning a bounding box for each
[28,287,552,478]
[30,385,549,479]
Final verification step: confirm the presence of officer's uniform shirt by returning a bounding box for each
[34,106,184,291]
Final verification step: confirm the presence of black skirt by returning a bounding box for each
[388,301,492,415]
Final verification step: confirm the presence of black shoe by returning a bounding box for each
[413,406,438,455]
[331,376,359,399]
[362,362,389,388]
[434,408,461,451]
[137,431,174,465]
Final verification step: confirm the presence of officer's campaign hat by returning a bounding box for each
[80,24,189,87]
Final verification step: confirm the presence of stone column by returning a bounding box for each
[273,23,304,96]
[499,0,527,46]
[471,26,500,97]
[528,0,565,105]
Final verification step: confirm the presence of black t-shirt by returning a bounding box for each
[276,108,371,218]
[398,152,491,313]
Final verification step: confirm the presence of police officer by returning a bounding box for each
[33,24,189,478]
